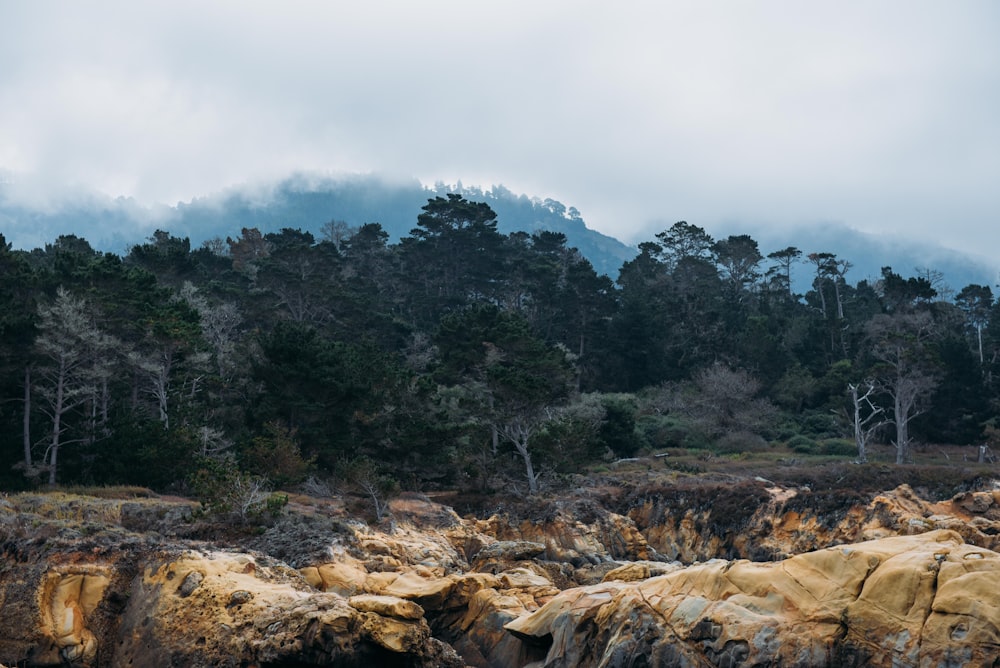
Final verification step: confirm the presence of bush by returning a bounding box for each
[265,492,289,516]
[338,457,398,522]
[189,455,272,523]
[799,413,840,438]
[787,434,818,454]
[820,438,857,457]
[715,431,768,454]
[241,421,315,487]
[534,414,603,472]
[636,414,700,449]
[600,396,642,458]
[775,421,804,441]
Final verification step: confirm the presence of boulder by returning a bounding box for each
[381,570,456,609]
[474,540,546,564]
[601,560,681,582]
[349,594,425,621]
[301,561,369,595]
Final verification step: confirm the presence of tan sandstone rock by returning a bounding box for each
[348,593,426,620]
[113,550,462,667]
[601,560,681,582]
[505,530,1000,668]
[301,560,369,595]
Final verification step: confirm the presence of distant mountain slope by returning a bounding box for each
[0,174,635,278]
[167,175,637,277]
[722,221,998,296]
[1,173,995,290]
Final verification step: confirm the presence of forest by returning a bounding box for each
[1,194,997,510]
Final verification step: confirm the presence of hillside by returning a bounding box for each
[2,174,996,288]
[0,175,635,278]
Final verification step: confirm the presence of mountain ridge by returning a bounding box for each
[1,173,995,291]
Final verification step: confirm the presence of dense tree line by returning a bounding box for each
[1,195,998,499]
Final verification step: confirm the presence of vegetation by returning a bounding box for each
[1,197,999,502]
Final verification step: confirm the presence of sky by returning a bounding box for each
[1,1,998,260]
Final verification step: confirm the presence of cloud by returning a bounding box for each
[0,1,997,261]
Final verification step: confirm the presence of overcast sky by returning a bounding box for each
[1,1,998,259]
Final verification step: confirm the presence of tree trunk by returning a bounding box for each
[850,384,867,463]
[848,382,884,465]
[977,324,984,366]
[513,437,539,495]
[894,390,909,465]
[49,366,65,486]
[45,349,76,485]
[22,365,32,471]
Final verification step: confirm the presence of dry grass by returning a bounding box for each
[57,485,158,499]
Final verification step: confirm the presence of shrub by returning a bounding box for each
[338,457,398,522]
[189,455,272,523]
[636,414,700,449]
[241,421,315,487]
[800,413,840,438]
[534,414,603,472]
[787,434,818,454]
[820,438,857,457]
[600,396,642,458]
[715,431,768,454]
[265,492,289,517]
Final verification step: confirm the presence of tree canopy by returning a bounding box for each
[1,198,998,496]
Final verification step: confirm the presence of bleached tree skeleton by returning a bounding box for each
[847,381,886,463]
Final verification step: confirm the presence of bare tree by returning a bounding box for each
[807,252,834,317]
[689,362,778,438]
[829,258,852,320]
[319,219,357,248]
[34,287,116,484]
[866,311,938,464]
[179,282,243,378]
[229,473,272,523]
[914,267,952,302]
[340,457,397,522]
[807,253,851,320]
[128,347,175,428]
[22,365,34,475]
[195,425,233,457]
[497,414,543,495]
[847,381,886,463]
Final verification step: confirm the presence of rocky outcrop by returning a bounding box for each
[626,482,1000,562]
[116,550,463,667]
[2,483,1000,667]
[0,563,111,666]
[505,530,1000,667]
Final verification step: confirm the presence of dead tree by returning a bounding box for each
[847,381,886,463]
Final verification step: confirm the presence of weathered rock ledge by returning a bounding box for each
[1,483,999,667]
[507,529,1000,667]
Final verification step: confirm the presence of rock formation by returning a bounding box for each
[506,529,1000,667]
[1,483,999,667]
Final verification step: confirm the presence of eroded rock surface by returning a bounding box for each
[506,530,1000,667]
[115,550,462,667]
[2,484,1000,667]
